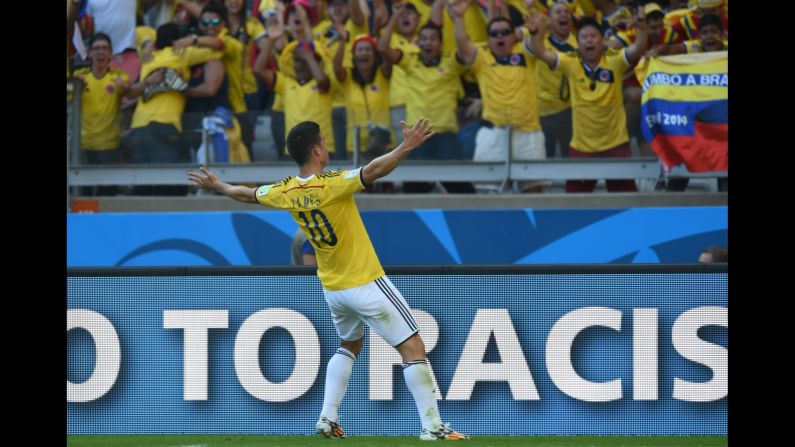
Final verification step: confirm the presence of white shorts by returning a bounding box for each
[474,126,546,161]
[324,276,419,347]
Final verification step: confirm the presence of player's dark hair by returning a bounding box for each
[287,121,322,166]
[699,13,723,32]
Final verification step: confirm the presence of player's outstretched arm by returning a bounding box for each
[188,166,259,203]
[361,118,435,185]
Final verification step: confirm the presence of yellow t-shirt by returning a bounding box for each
[471,43,541,131]
[274,39,334,114]
[340,69,391,152]
[76,67,130,150]
[535,33,578,117]
[136,26,157,55]
[218,29,247,114]
[397,52,465,133]
[255,168,384,291]
[131,46,221,131]
[273,73,337,154]
[313,18,369,108]
[239,17,266,95]
[388,33,420,108]
[556,48,630,152]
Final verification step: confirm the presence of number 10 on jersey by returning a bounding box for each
[298,210,338,247]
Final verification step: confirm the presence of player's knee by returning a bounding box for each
[396,332,425,361]
[340,337,364,357]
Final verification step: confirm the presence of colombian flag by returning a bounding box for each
[638,52,728,173]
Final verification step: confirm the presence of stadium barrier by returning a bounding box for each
[68,265,727,435]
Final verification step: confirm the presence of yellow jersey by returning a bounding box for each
[273,73,337,155]
[556,48,630,152]
[535,33,578,117]
[340,69,392,152]
[218,29,247,114]
[255,168,384,290]
[235,17,266,95]
[75,67,130,150]
[388,32,420,108]
[471,42,541,131]
[313,18,369,108]
[397,52,465,133]
[131,46,221,131]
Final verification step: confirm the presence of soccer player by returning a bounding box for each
[187,119,469,441]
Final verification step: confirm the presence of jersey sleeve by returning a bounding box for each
[272,72,287,94]
[223,35,243,58]
[184,46,222,67]
[470,46,485,73]
[615,47,631,71]
[556,51,577,75]
[254,182,289,208]
[444,53,466,77]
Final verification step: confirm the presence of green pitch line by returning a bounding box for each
[67,435,728,447]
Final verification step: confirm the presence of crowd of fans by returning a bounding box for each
[67,0,729,195]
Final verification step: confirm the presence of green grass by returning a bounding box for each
[66,435,728,447]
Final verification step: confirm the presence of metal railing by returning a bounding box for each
[67,96,727,193]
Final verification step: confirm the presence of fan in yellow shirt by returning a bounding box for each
[254,28,338,158]
[74,33,131,196]
[127,23,221,169]
[527,7,649,192]
[378,1,421,147]
[333,31,392,157]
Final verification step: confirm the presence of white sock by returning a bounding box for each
[319,347,356,422]
[403,359,443,431]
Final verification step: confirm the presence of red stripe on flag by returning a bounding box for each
[651,122,728,173]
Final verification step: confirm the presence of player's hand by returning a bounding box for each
[188,166,221,191]
[401,118,435,151]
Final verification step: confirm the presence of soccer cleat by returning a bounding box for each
[419,422,469,441]
[316,416,346,438]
